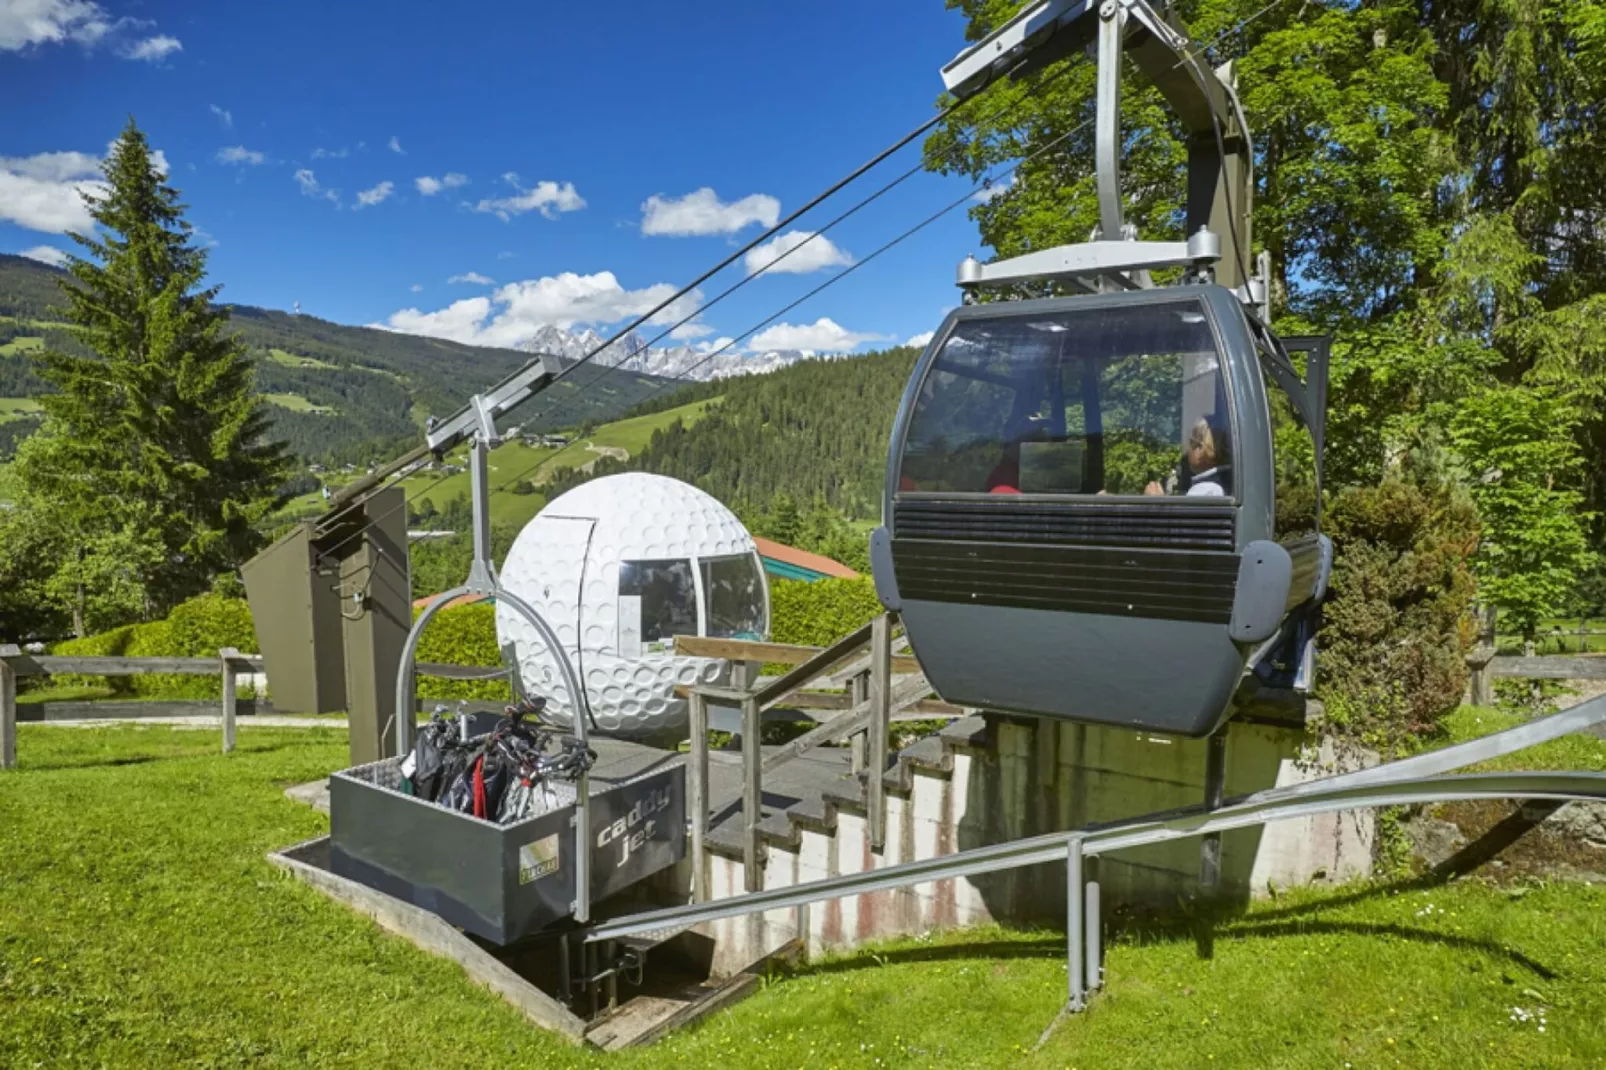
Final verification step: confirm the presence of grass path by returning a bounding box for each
[2,724,1603,1067]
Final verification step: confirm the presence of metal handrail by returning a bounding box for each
[590,692,1606,945]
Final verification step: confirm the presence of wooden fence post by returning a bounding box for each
[868,613,892,852]
[1,645,17,771]
[688,691,709,903]
[220,647,239,754]
[848,671,869,774]
[741,694,763,893]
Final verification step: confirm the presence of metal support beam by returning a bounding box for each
[1094,0,1126,241]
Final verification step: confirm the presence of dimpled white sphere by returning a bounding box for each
[496,473,768,741]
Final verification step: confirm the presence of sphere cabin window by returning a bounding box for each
[700,553,767,640]
[898,302,1232,499]
[618,559,697,654]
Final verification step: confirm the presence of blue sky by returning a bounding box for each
[1,0,1001,357]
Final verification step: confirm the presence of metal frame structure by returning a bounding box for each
[391,390,596,924]
[583,694,1606,1015]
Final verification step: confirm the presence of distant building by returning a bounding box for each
[753,537,860,583]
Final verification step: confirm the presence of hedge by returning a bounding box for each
[768,577,882,647]
[413,602,510,703]
[50,595,260,699]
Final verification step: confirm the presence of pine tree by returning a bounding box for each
[22,118,290,619]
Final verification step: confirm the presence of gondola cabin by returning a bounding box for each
[870,286,1330,737]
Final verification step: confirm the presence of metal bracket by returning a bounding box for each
[956,229,1220,292]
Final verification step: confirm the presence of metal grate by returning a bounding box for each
[894,497,1237,552]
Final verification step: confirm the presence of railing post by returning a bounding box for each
[849,671,868,774]
[1066,835,1085,1011]
[868,613,892,852]
[1085,856,1102,992]
[689,690,710,903]
[220,647,239,754]
[0,645,17,771]
[1199,723,1229,888]
[741,694,763,893]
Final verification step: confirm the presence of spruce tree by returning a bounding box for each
[23,118,290,617]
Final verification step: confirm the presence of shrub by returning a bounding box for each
[1315,480,1480,752]
[48,595,258,699]
[769,577,883,647]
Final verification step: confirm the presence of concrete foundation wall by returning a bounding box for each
[703,714,1376,957]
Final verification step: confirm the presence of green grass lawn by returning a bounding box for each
[402,397,718,528]
[263,392,336,415]
[0,396,43,423]
[2,723,1604,1067]
[0,335,44,357]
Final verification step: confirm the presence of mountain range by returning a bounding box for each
[516,324,816,381]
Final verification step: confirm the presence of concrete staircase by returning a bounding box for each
[702,713,1376,960]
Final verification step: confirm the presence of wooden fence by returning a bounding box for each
[673,614,946,903]
[0,646,510,771]
[1467,651,1606,706]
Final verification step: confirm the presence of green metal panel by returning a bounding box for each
[338,487,412,766]
[241,522,346,712]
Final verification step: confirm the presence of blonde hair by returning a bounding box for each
[1187,419,1218,467]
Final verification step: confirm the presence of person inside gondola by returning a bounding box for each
[1145,417,1229,497]
[984,411,1047,494]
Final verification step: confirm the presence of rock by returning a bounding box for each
[1405,815,1466,868]
[1545,802,1606,850]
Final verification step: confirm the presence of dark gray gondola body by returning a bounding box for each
[873,286,1322,738]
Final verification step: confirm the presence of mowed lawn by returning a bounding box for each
[2,723,1604,1068]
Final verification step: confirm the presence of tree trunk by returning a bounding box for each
[73,581,85,639]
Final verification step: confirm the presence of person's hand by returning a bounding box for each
[1144,481,1165,496]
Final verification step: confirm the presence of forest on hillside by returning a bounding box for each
[543,347,920,522]
[0,254,671,467]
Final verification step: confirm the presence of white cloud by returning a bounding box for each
[747,317,889,354]
[409,283,424,293]
[355,180,395,209]
[121,34,179,61]
[215,145,265,166]
[905,330,935,348]
[311,146,349,160]
[669,322,716,341]
[495,250,514,260]
[640,187,779,236]
[415,172,467,196]
[293,168,339,205]
[19,244,69,267]
[388,136,404,155]
[744,230,853,276]
[375,270,700,348]
[0,150,102,232]
[447,271,494,286]
[694,336,735,355]
[972,173,1015,202]
[0,2,181,59]
[470,174,584,221]
[0,144,170,233]
[209,104,232,128]
[0,0,111,50]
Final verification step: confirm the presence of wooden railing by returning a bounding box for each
[1466,650,1606,707]
[673,614,945,902]
[0,646,513,771]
